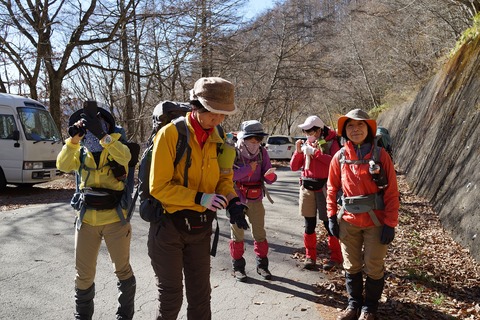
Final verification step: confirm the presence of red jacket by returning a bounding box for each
[290,128,340,179]
[326,141,399,228]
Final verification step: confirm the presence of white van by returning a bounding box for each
[0,93,63,189]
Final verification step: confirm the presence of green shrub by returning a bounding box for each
[450,13,480,57]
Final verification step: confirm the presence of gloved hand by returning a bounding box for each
[380,225,395,245]
[226,197,249,230]
[328,215,340,238]
[68,120,86,138]
[81,112,106,140]
[197,193,228,211]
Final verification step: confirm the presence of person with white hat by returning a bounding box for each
[148,77,248,320]
[229,120,277,282]
[326,109,399,320]
[290,115,343,270]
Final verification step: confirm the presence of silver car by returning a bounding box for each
[265,135,295,160]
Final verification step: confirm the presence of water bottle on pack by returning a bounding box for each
[218,133,236,174]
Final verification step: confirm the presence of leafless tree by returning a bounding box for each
[0,0,136,132]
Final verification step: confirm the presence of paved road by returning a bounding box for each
[1,167,330,319]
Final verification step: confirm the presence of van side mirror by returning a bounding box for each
[13,130,20,141]
[13,130,20,147]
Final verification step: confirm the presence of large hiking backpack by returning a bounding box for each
[132,101,192,223]
[131,100,226,223]
[114,125,141,220]
[376,126,393,161]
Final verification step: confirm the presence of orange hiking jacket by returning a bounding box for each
[326,141,399,228]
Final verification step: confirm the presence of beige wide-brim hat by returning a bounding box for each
[337,109,377,136]
[189,77,237,115]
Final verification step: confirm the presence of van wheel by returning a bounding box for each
[0,168,7,191]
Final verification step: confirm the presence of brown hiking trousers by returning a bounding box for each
[148,216,212,320]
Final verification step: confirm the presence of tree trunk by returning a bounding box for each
[49,79,63,133]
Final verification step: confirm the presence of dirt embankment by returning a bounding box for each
[377,36,480,262]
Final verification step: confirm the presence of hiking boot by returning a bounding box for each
[358,311,376,320]
[323,260,342,271]
[336,307,360,320]
[303,257,317,270]
[256,266,272,280]
[234,269,248,282]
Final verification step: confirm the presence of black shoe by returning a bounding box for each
[323,260,342,271]
[303,257,317,270]
[234,269,248,282]
[336,307,360,320]
[256,267,272,280]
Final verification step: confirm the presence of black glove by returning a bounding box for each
[380,225,395,245]
[81,101,106,140]
[226,197,249,230]
[328,216,340,238]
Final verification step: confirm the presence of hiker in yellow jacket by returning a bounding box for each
[148,77,248,320]
[56,101,135,320]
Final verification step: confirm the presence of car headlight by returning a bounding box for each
[24,161,44,170]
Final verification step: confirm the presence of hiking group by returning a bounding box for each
[57,76,398,320]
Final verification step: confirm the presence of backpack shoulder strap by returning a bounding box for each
[173,117,191,187]
[216,124,225,156]
[339,147,346,165]
[77,146,89,188]
[372,137,381,163]
[216,124,225,139]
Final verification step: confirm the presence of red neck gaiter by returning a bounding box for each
[189,112,213,149]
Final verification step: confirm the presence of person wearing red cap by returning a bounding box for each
[327,109,399,320]
[290,115,343,270]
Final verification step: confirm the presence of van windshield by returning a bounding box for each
[18,106,61,142]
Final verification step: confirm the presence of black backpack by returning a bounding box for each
[128,100,227,222]
[130,101,192,222]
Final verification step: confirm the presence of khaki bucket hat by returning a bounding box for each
[189,77,237,115]
[337,109,377,136]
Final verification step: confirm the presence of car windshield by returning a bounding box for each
[268,137,291,145]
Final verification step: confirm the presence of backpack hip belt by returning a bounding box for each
[337,192,385,227]
[301,177,327,191]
